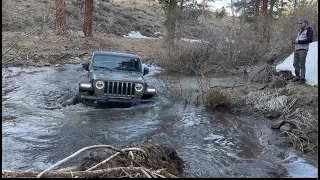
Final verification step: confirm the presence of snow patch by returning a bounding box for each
[283,157,318,178]
[276,41,318,86]
[123,31,159,39]
[123,31,209,44]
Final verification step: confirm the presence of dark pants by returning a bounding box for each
[293,49,308,79]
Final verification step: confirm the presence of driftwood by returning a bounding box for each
[2,142,183,178]
[36,145,147,178]
[2,167,177,178]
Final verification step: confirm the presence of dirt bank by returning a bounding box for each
[2,31,247,77]
[2,0,165,38]
[215,68,318,168]
[2,31,166,67]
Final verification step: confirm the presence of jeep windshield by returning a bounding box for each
[92,54,142,72]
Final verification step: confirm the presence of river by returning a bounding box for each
[2,64,317,178]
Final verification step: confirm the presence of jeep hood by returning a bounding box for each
[91,69,144,82]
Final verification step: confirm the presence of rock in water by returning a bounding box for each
[266,110,281,119]
[271,120,286,129]
[280,123,292,132]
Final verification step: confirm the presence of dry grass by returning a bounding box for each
[245,89,289,114]
[1,0,167,66]
[2,31,166,66]
[279,103,318,153]
[156,2,318,75]
[157,41,220,75]
[155,74,206,106]
[206,87,236,110]
[285,83,318,109]
[242,81,318,153]
[2,0,165,37]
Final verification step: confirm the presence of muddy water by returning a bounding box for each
[2,64,317,178]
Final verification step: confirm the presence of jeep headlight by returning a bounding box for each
[95,81,105,89]
[135,83,143,92]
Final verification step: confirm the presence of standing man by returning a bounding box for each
[292,18,313,84]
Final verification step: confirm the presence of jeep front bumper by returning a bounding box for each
[80,95,155,107]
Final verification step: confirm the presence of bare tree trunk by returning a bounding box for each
[267,0,275,48]
[278,0,284,17]
[269,0,276,17]
[293,0,297,12]
[262,0,268,16]
[176,0,184,39]
[165,0,177,48]
[176,21,182,40]
[55,0,66,35]
[254,0,260,19]
[261,0,270,50]
[76,0,84,10]
[230,0,235,23]
[202,0,206,16]
[83,0,93,37]
[253,0,261,32]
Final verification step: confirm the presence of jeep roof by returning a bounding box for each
[92,51,141,59]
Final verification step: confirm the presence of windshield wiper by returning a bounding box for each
[93,66,113,71]
[115,67,139,72]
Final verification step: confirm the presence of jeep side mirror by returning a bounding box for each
[82,63,89,71]
[143,67,149,75]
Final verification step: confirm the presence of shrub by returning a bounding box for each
[206,87,235,110]
[248,64,276,84]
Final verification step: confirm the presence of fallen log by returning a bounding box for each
[2,167,177,178]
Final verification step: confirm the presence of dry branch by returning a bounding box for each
[37,145,147,178]
[3,142,183,178]
[86,147,146,171]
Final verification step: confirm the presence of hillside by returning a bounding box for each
[2,0,166,37]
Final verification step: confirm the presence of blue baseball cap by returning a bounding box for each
[298,18,308,24]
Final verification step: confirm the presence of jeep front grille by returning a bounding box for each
[104,81,135,97]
